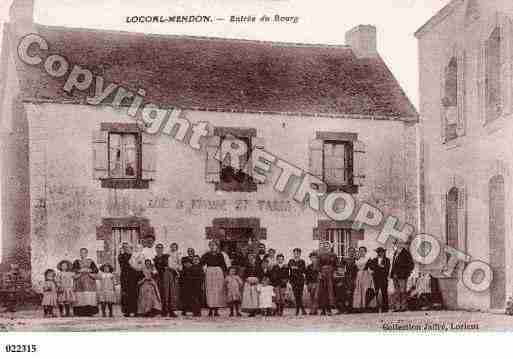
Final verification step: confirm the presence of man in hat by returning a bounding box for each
[367,247,391,312]
[390,238,414,312]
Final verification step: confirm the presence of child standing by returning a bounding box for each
[288,248,307,316]
[56,260,75,317]
[305,252,320,315]
[257,276,274,316]
[225,267,243,317]
[42,269,58,317]
[98,264,116,317]
[270,254,289,316]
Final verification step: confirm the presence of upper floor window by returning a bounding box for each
[442,57,458,141]
[92,123,156,189]
[309,132,365,193]
[323,140,352,188]
[109,133,138,179]
[486,27,502,122]
[205,127,263,192]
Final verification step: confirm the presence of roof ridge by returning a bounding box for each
[34,23,351,49]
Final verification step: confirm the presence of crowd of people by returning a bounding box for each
[40,236,419,318]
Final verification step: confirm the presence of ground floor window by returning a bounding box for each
[111,227,140,274]
[326,228,352,262]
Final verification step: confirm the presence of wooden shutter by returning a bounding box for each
[457,186,467,253]
[440,64,447,143]
[251,137,266,184]
[440,193,448,244]
[141,133,156,180]
[477,40,487,124]
[353,140,366,186]
[92,130,108,179]
[456,52,466,137]
[206,135,221,183]
[309,138,323,179]
[500,17,512,115]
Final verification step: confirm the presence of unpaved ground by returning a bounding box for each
[1,308,513,331]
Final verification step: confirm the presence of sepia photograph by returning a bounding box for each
[0,0,513,351]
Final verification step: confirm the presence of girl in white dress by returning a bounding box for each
[258,276,275,316]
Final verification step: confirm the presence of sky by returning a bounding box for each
[0,0,449,260]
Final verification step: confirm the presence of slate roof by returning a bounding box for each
[17,24,418,121]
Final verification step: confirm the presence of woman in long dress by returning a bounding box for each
[153,243,180,317]
[137,259,162,317]
[72,248,99,316]
[352,246,375,312]
[241,253,261,316]
[201,241,227,317]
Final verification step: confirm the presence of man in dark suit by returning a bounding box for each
[390,239,414,312]
[368,247,390,313]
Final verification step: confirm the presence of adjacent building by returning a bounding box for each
[416,0,513,310]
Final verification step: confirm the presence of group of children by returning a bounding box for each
[41,260,116,318]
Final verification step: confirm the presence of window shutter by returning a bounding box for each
[440,193,447,244]
[350,229,364,249]
[456,53,467,137]
[206,135,221,183]
[251,137,265,184]
[500,18,512,115]
[457,186,467,253]
[92,130,108,180]
[478,41,487,123]
[141,133,157,181]
[353,140,366,186]
[440,65,447,143]
[308,139,323,179]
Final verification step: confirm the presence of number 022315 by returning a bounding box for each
[4,345,38,353]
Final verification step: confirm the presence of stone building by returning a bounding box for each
[1,0,418,289]
[416,0,513,310]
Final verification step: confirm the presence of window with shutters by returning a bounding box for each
[206,127,260,192]
[486,27,502,122]
[309,132,363,194]
[92,123,156,189]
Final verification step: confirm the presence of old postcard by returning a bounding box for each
[0,0,512,342]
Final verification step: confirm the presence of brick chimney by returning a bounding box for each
[345,25,378,58]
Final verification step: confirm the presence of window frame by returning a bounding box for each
[214,127,257,193]
[98,123,150,189]
[316,131,358,194]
